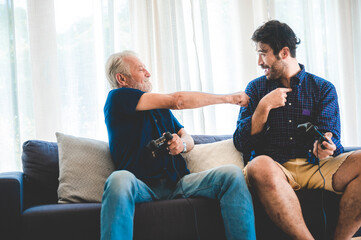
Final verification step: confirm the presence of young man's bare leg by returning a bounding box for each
[247,155,314,240]
[332,151,361,240]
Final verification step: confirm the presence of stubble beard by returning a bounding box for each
[266,60,287,82]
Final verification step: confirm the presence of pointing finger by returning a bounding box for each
[283,88,292,92]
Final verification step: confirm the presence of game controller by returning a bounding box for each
[297,122,330,150]
[146,132,173,158]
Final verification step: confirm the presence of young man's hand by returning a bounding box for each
[312,132,336,160]
[259,88,292,111]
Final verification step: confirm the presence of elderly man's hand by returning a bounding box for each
[167,133,184,155]
[229,92,250,107]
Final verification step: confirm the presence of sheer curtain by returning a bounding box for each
[1,0,360,172]
[129,0,266,134]
[271,0,361,146]
[1,0,34,171]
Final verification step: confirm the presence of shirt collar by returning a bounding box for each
[268,63,306,87]
[293,63,306,86]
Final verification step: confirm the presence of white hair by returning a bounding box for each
[105,50,138,89]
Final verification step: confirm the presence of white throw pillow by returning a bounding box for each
[181,139,244,173]
[56,132,115,203]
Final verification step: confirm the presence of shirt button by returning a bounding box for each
[155,119,158,123]
[289,120,292,123]
[309,150,312,152]
[290,137,293,140]
[288,103,292,106]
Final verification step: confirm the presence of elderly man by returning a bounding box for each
[101,51,256,240]
[234,20,361,239]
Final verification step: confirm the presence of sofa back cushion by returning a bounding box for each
[56,132,115,203]
[22,140,59,208]
[182,138,243,173]
[21,135,232,207]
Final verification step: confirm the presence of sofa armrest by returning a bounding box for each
[344,146,361,152]
[191,135,232,145]
[0,171,24,240]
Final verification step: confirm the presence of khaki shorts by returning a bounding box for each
[243,151,354,194]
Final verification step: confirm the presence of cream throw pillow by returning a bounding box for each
[56,132,115,203]
[181,139,244,173]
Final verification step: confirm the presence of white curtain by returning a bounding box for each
[1,0,360,172]
[271,0,361,146]
[129,0,267,134]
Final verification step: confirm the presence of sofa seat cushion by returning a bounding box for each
[22,203,101,240]
[21,198,226,240]
[134,198,225,240]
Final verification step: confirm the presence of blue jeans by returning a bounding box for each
[101,165,256,240]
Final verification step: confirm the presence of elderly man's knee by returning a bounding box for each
[104,170,137,194]
[213,165,246,185]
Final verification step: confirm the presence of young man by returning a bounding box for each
[101,51,256,240]
[233,20,361,240]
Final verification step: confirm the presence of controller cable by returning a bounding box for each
[316,144,327,240]
[171,154,201,240]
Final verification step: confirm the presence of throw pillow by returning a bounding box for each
[22,140,59,190]
[22,140,60,206]
[181,139,244,173]
[56,132,115,203]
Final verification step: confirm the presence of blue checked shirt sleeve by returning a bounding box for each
[316,82,343,156]
[233,81,267,154]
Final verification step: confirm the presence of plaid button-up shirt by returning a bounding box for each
[233,64,344,164]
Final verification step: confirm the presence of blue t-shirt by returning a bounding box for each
[104,88,189,182]
[233,64,344,164]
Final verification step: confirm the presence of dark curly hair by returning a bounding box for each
[252,20,300,58]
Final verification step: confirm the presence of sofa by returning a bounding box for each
[0,134,360,240]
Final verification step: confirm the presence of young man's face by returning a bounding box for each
[256,42,286,81]
[124,56,152,92]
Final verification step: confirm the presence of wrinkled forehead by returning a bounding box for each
[124,55,144,68]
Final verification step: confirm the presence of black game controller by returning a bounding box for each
[297,122,330,150]
[146,132,173,158]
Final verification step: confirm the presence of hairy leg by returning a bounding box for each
[332,151,361,240]
[247,156,314,240]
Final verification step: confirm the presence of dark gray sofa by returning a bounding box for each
[0,135,360,240]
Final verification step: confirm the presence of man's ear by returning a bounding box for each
[280,47,290,59]
[116,73,127,87]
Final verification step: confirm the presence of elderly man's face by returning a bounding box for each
[124,56,152,92]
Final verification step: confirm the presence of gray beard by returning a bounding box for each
[128,79,152,92]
